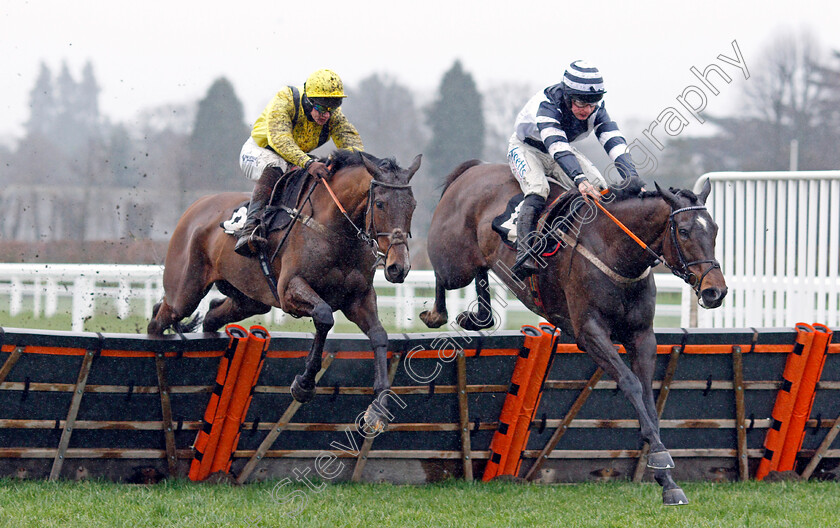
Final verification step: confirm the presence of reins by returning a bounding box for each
[591,198,664,264]
[589,196,720,296]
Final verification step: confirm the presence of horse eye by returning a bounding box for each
[678,228,689,238]
[375,200,385,209]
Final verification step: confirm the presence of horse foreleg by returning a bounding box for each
[419,274,449,328]
[282,277,333,404]
[343,289,392,433]
[626,330,664,452]
[455,268,496,331]
[626,330,687,505]
[577,320,672,466]
[654,469,689,505]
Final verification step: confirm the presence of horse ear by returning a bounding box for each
[405,154,422,182]
[362,155,384,180]
[655,181,680,209]
[698,178,711,204]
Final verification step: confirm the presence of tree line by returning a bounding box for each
[2,30,840,249]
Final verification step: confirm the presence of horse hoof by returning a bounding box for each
[290,375,316,403]
[456,311,494,331]
[363,404,389,434]
[419,310,447,329]
[647,450,675,470]
[663,487,689,506]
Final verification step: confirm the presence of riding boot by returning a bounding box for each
[511,194,546,280]
[234,167,281,257]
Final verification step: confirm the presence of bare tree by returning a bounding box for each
[743,29,827,167]
[482,81,536,163]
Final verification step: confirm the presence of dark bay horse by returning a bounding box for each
[420,162,727,505]
[148,150,421,430]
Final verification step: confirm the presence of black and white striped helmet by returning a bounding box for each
[562,60,606,104]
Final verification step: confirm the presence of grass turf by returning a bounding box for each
[0,478,837,528]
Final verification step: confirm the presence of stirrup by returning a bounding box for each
[511,253,538,280]
[234,226,266,257]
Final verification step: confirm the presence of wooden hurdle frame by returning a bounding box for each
[0,326,836,483]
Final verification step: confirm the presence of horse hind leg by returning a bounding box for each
[147,265,212,335]
[455,268,496,331]
[147,298,205,335]
[147,301,169,335]
[419,275,449,328]
[148,300,182,335]
[202,292,270,333]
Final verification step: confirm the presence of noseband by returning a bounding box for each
[666,205,721,296]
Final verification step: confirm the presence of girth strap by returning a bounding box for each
[280,205,329,236]
[552,229,651,284]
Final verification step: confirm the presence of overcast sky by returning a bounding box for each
[3,0,840,142]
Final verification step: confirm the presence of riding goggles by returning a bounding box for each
[571,98,599,109]
[312,103,336,114]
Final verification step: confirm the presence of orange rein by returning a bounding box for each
[589,195,651,252]
[318,176,348,215]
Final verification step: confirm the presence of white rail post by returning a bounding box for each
[117,278,131,319]
[72,276,95,332]
[10,277,23,317]
[45,277,58,317]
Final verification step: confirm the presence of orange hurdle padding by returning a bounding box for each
[756,323,815,480]
[503,323,558,476]
[189,324,249,481]
[210,325,270,474]
[778,323,833,471]
[483,325,543,481]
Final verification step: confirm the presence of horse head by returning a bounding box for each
[656,179,728,309]
[361,154,421,283]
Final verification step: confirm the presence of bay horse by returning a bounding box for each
[148,150,421,431]
[420,162,727,505]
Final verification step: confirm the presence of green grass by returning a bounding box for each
[0,478,836,527]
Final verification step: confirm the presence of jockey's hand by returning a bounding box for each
[307,161,330,179]
[577,178,601,200]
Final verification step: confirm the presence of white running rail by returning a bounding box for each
[694,171,840,328]
[0,264,693,332]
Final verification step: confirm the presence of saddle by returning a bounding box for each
[221,167,314,236]
[491,187,584,254]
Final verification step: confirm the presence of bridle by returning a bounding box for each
[665,205,721,296]
[591,198,720,296]
[320,176,413,268]
[365,179,413,267]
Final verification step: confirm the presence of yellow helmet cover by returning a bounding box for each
[304,69,347,98]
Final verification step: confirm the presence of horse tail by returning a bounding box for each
[173,312,204,334]
[440,159,484,198]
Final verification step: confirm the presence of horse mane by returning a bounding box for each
[606,176,698,203]
[440,159,483,198]
[606,176,653,201]
[329,149,400,176]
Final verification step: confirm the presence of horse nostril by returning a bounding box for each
[702,287,725,306]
